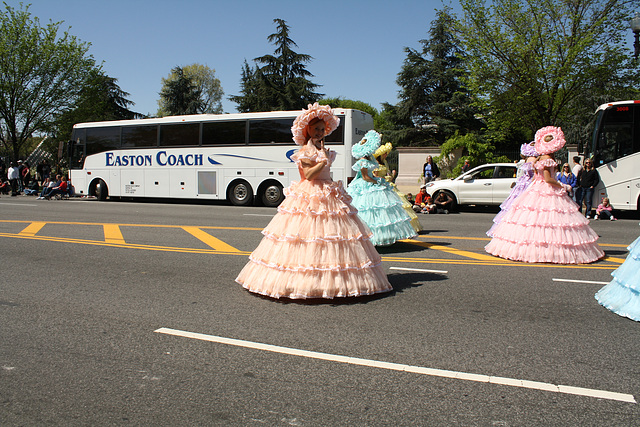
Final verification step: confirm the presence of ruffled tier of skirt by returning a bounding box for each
[391,184,423,233]
[347,178,418,246]
[485,179,604,264]
[236,178,392,299]
[487,175,533,237]
[595,235,640,321]
[595,276,640,322]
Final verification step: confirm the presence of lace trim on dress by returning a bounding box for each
[247,256,382,272]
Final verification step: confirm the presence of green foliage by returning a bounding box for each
[158,63,223,116]
[437,131,510,177]
[52,69,141,146]
[319,98,378,117]
[0,3,95,161]
[457,0,640,149]
[393,7,482,147]
[230,19,321,112]
[159,66,202,116]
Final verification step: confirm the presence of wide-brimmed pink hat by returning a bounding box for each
[291,103,340,146]
[534,126,566,155]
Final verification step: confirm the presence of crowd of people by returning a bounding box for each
[0,159,71,199]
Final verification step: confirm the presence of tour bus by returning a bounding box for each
[586,100,640,212]
[68,109,373,206]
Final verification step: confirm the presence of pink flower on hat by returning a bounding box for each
[534,126,566,155]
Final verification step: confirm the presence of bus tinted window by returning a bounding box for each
[202,121,246,145]
[160,123,200,146]
[248,119,294,144]
[87,127,120,153]
[595,106,635,165]
[122,125,157,147]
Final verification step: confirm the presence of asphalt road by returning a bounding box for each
[1,196,639,426]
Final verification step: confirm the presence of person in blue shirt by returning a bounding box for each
[422,155,440,184]
[556,162,577,198]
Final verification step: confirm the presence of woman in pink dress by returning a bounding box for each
[485,126,604,264]
[235,103,392,299]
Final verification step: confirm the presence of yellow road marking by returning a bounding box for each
[0,231,621,270]
[182,226,240,252]
[18,222,46,236]
[403,239,499,261]
[103,224,125,244]
[0,220,627,270]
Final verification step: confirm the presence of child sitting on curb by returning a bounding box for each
[595,197,616,221]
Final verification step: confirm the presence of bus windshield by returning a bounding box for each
[587,101,640,212]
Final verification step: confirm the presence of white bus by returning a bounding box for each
[68,109,373,206]
[587,100,640,212]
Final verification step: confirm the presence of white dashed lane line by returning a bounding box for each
[155,327,636,404]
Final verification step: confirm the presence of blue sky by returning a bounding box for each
[9,1,638,117]
[10,0,460,116]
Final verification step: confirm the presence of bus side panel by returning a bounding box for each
[170,169,196,198]
[145,169,169,197]
[121,169,144,197]
[69,171,88,196]
[594,152,640,211]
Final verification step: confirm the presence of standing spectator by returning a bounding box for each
[8,162,20,196]
[21,161,31,190]
[461,159,471,174]
[17,160,25,192]
[576,158,600,218]
[0,159,6,180]
[422,155,440,184]
[571,156,583,202]
[41,161,51,182]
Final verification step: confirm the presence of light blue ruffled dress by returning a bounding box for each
[595,231,640,321]
[347,156,418,246]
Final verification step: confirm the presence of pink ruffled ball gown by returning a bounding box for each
[485,158,604,264]
[235,141,392,299]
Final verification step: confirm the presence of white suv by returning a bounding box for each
[424,163,518,210]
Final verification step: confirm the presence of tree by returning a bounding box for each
[394,7,481,146]
[52,69,141,145]
[157,63,223,116]
[457,0,640,147]
[230,19,322,112]
[158,66,202,116]
[0,3,95,161]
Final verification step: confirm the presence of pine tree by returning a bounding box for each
[230,19,322,112]
[159,67,202,116]
[395,8,480,146]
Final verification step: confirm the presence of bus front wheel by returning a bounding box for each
[228,181,253,206]
[261,182,284,207]
[94,179,108,201]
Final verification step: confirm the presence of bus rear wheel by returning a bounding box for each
[94,179,108,201]
[228,181,253,206]
[261,183,284,207]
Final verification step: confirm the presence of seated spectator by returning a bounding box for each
[43,176,68,200]
[595,197,616,221]
[405,192,414,205]
[37,176,58,199]
[0,179,10,195]
[412,185,431,212]
[556,163,577,197]
[421,197,436,214]
[433,192,454,214]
